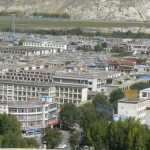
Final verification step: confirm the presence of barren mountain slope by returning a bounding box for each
[0,0,150,21]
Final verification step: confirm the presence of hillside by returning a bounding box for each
[0,0,150,21]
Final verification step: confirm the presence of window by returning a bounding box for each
[28,108,36,113]
[18,109,27,113]
[45,107,48,111]
[9,109,17,113]
[37,107,42,112]
[88,82,92,85]
[78,90,81,93]
[78,95,81,99]
[74,89,77,93]
[88,88,92,91]
[142,92,147,97]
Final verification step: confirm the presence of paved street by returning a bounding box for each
[60,130,70,150]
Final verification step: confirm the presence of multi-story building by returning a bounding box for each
[0,80,56,101]
[55,83,88,105]
[23,42,67,50]
[0,46,65,57]
[134,65,150,74]
[118,99,150,124]
[0,68,54,83]
[126,43,149,53]
[0,100,58,130]
[108,59,135,73]
[53,72,106,92]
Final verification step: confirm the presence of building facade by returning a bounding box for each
[139,88,150,99]
[0,100,58,130]
[118,99,150,124]
[55,84,88,105]
[0,80,56,101]
[53,72,106,92]
[23,42,67,50]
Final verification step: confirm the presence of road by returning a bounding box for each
[60,130,70,150]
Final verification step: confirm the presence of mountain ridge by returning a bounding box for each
[0,0,150,21]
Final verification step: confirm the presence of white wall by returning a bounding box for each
[81,88,88,102]
[145,109,150,127]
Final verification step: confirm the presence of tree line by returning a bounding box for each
[59,91,150,150]
[32,12,70,19]
[2,26,150,39]
[0,113,38,148]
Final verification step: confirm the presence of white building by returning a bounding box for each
[23,42,67,50]
[0,100,58,130]
[55,83,88,105]
[53,72,106,92]
[145,107,150,128]
[118,99,150,124]
[134,65,150,74]
[0,80,56,101]
[127,43,149,53]
[139,88,150,99]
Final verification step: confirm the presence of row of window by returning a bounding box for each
[9,104,57,113]
[24,43,65,48]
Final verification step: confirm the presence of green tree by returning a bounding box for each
[109,88,124,113]
[0,135,3,147]
[94,44,104,52]
[20,138,38,148]
[0,113,20,135]
[69,132,80,150]
[26,138,39,148]
[2,131,21,148]
[101,42,108,48]
[109,88,124,103]
[87,119,108,150]
[78,103,97,132]
[0,113,38,148]
[130,82,150,92]
[111,45,122,53]
[19,37,26,45]
[92,94,109,107]
[59,103,79,125]
[107,118,150,150]
[43,127,62,149]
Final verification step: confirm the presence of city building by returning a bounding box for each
[0,100,58,130]
[23,42,67,50]
[55,83,88,105]
[53,72,107,92]
[134,65,150,74]
[126,43,150,53]
[0,46,65,57]
[108,59,136,73]
[0,80,56,101]
[118,99,150,124]
[139,88,150,99]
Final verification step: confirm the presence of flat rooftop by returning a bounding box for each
[140,88,150,92]
[0,100,55,108]
[118,98,149,104]
[0,80,54,87]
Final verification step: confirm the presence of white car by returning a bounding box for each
[58,144,68,149]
